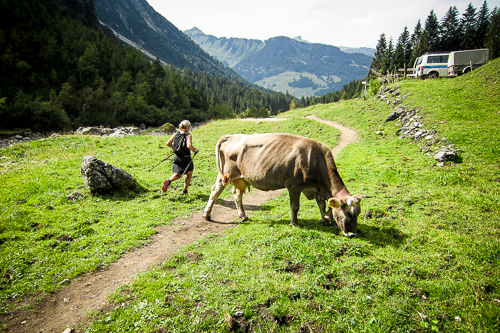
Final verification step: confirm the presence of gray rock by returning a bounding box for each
[76,127,103,135]
[76,126,139,137]
[434,146,459,162]
[81,156,140,194]
[109,127,140,138]
[67,191,85,201]
[385,106,406,122]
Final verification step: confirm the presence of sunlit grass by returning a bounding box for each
[2,59,500,331]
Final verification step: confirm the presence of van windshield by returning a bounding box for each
[428,55,449,63]
[415,57,423,66]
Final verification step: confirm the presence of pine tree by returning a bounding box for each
[409,20,423,65]
[393,26,411,69]
[382,38,394,75]
[461,3,478,49]
[421,10,441,52]
[476,1,491,48]
[370,33,387,76]
[486,7,500,59]
[83,0,99,29]
[440,6,462,51]
[410,10,441,67]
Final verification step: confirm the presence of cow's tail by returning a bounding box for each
[215,135,232,186]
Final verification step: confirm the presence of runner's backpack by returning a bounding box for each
[172,132,188,154]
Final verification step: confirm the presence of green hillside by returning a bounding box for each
[0,0,293,132]
[1,59,499,331]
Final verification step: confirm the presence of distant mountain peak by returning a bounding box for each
[185,27,204,36]
[293,36,310,43]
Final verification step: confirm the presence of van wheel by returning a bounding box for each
[428,72,439,79]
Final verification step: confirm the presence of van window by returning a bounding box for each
[428,55,449,63]
[415,57,423,66]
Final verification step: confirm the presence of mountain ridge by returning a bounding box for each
[185,28,374,97]
[94,0,244,83]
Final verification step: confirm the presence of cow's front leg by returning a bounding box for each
[288,187,301,226]
[203,175,226,221]
[316,199,333,225]
[231,186,248,221]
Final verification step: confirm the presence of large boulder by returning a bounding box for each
[81,156,139,194]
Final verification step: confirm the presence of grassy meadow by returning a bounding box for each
[1,59,500,332]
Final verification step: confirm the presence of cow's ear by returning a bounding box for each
[328,198,342,209]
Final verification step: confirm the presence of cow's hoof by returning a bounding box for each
[241,217,249,222]
[203,215,211,221]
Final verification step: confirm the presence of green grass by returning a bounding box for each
[2,59,500,332]
[0,118,338,303]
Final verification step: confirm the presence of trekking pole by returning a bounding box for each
[174,151,198,190]
[148,153,174,172]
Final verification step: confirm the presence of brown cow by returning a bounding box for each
[203,133,363,236]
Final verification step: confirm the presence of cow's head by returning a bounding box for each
[327,194,362,237]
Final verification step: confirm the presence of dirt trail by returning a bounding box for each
[304,115,359,158]
[1,116,358,333]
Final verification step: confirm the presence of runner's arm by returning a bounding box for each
[186,134,199,153]
[166,133,176,148]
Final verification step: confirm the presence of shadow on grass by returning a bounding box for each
[255,214,408,248]
[93,185,149,201]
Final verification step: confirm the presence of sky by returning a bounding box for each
[145,0,499,49]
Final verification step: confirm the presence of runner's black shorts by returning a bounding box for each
[173,154,194,174]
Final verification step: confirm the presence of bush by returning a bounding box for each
[159,122,176,133]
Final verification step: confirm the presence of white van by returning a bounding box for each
[414,52,450,79]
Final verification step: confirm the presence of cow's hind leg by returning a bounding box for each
[203,174,226,221]
[232,178,249,221]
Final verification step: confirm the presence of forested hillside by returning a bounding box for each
[93,0,243,83]
[0,0,293,132]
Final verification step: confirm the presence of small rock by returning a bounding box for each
[455,316,462,322]
[58,279,70,285]
[67,191,84,201]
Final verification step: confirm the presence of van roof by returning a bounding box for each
[422,52,451,56]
